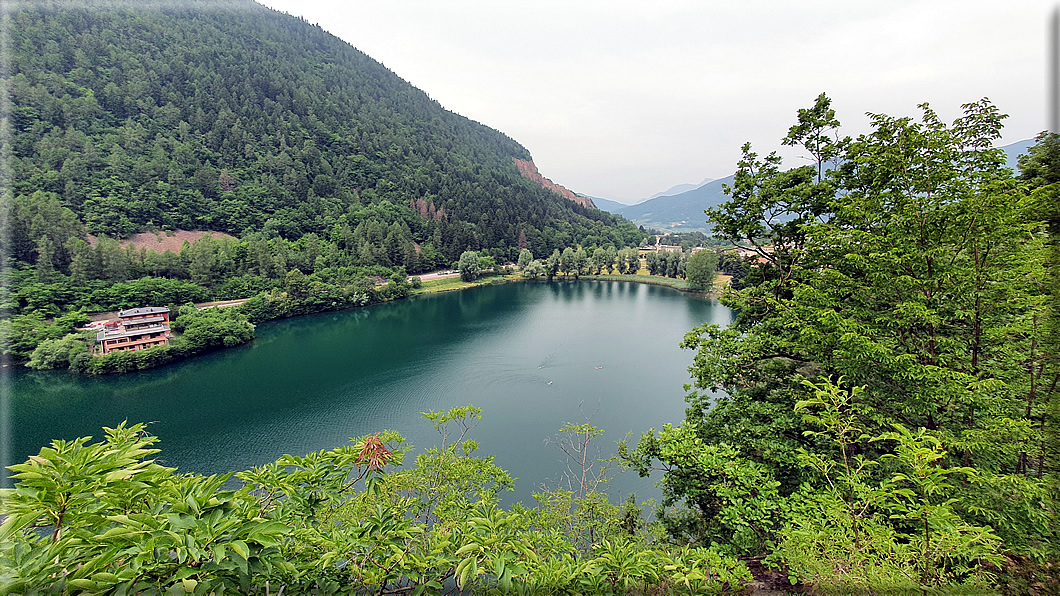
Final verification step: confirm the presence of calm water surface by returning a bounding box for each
[6,281,733,504]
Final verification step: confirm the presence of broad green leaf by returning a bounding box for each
[230,539,250,561]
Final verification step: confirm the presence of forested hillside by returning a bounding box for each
[6,0,640,272]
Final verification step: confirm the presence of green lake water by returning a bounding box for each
[4,280,734,505]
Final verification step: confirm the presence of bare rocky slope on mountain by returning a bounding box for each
[513,159,596,210]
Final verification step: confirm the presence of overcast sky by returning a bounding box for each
[258,0,1054,203]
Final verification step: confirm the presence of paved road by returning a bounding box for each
[414,270,462,282]
[86,299,249,323]
[197,299,248,309]
[85,271,462,324]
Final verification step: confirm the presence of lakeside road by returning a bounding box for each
[413,270,461,282]
[87,298,249,323]
[84,271,464,323]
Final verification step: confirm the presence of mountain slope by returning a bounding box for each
[589,178,719,217]
[9,0,638,265]
[513,159,595,209]
[1001,138,1035,173]
[616,176,735,231]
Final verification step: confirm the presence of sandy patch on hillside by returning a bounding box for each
[86,230,236,253]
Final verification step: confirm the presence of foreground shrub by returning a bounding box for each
[1,410,751,594]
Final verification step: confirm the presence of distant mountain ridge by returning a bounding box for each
[596,138,1035,231]
[585,195,631,214]
[1001,138,1035,172]
[614,175,735,231]
[650,178,714,199]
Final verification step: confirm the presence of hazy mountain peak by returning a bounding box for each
[649,177,715,200]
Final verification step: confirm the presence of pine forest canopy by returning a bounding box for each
[7,0,641,272]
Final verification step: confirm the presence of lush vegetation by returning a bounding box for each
[623,95,1060,593]
[517,246,644,281]
[18,303,257,375]
[1,412,753,594]
[5,0,1058,589]
[508,245,717,293]
[5,97,1057,592]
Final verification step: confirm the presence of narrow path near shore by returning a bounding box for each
[84,270,464,323]
[413,270,461,282]
[87,299,248,323]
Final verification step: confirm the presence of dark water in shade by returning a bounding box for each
[5,280,734,505]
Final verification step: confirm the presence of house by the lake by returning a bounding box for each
[96,306,172,354]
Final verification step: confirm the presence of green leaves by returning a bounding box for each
[778,381,1006,589]
[622,423,783,556]
[4,411,756,595]
[683,95,1058,589]
[0,422,298,594]
[2,423,166,542]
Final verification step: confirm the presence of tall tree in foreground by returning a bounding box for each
[627,96,1059,591]
[705,92,846,309]
[1020,130,1060,523]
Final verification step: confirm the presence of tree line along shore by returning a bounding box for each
[2,239,735,375]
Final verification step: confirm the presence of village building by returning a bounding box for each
[734,245,772,258]
[730,245,776,264]
[96,306,172,355]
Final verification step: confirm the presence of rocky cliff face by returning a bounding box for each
[513,159,596,210]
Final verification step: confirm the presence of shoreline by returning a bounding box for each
[413,272,727,299]
[36,272,728,375]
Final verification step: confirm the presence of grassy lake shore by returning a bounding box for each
[412,271,730,298]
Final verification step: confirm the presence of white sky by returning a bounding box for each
[257,0,1054,203]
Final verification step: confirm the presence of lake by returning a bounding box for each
[4,280,734,505]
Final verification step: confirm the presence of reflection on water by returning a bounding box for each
[7,281,734,503]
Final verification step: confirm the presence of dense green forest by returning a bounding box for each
[4,0,642,269]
